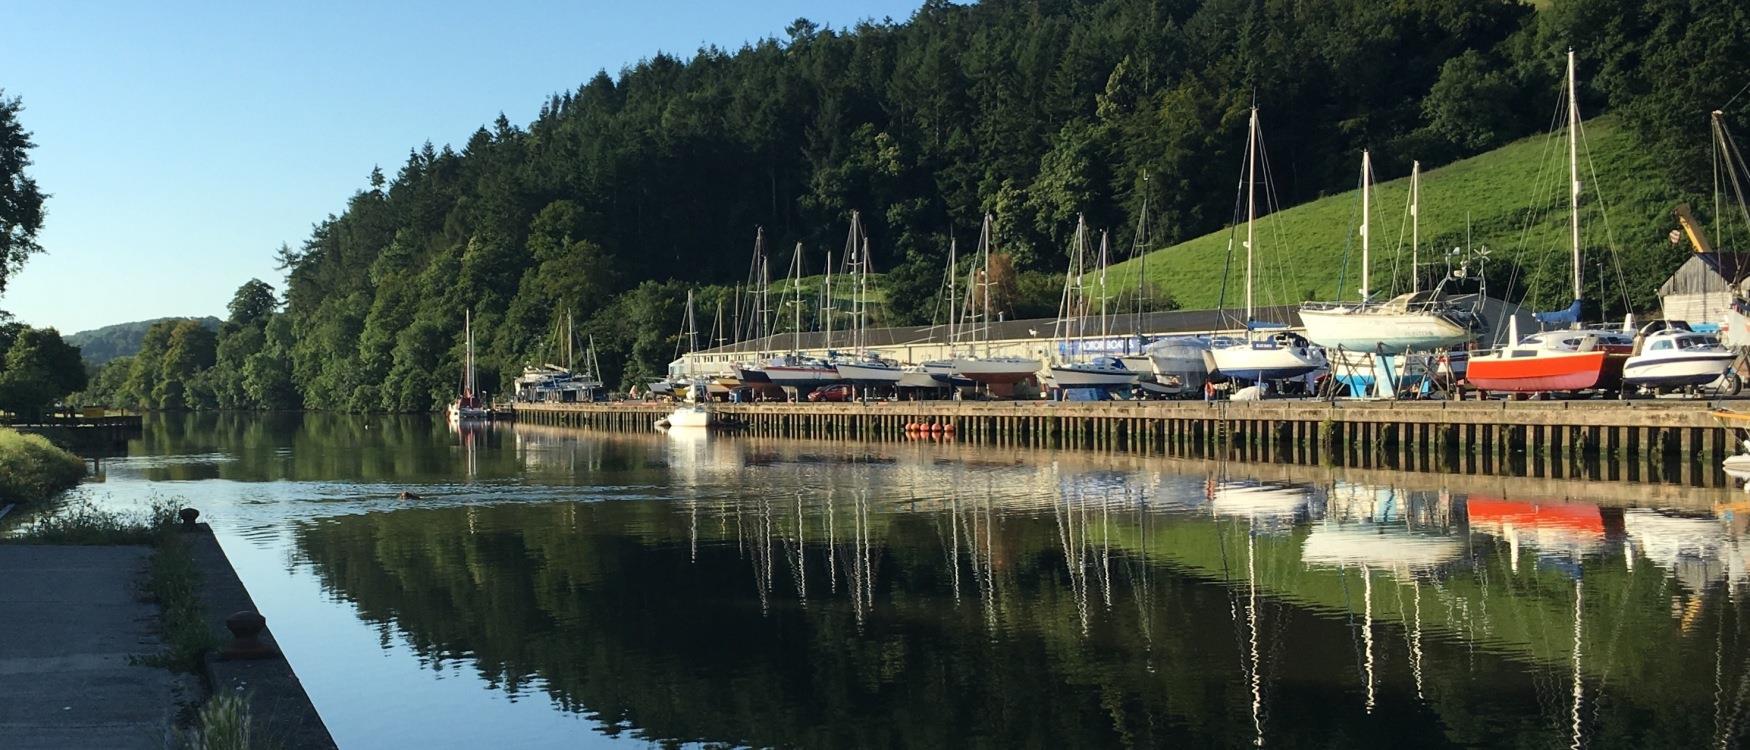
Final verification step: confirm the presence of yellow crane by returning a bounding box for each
[1673,203,1713,254]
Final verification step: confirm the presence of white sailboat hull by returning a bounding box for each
[764,365,840,389]
[833,362,904,385]
[664,405,713,429]
[1050,365,1139,388]
[1298,307,1475,353]
[951,357,1041,385]
[1208,345,1323,382]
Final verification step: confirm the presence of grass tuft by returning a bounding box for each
[184,690,256,750]
[3,492,178,545]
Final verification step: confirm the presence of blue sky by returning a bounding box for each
[2,1,925,333]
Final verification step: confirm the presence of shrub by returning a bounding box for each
[0,428,84,504]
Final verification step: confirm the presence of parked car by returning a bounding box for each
[807,384,855,402]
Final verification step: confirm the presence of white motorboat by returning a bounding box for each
[1623,326,1736,390]
[1120,336,1210,394]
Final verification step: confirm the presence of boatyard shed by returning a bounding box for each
[1658,252,1750,325]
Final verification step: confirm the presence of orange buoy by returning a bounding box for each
[941,422,956,432]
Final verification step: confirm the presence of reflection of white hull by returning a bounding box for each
[1208,345,1323,382]
[1299,307,1475,353]
[952,357,1041,385]
[833,362,904,385]
[1050,365,1139,387]
[1622,353,1734,387]
[1211,483,1310,522]
[664,405,713,428]
[1301,525,1462,571]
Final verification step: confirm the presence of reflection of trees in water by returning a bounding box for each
[288,487,1750,748]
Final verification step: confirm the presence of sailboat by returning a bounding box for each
[447,309,490,423]
[1300,153,1483,355]
[919,236,966,384]
[761,241,839,392]
[1050,218,1138,388]
[1207,107,1326,384]
[514,311,603,403]
[951,213,1043,389]
[828,212,904,386]
[661,290,714,429]
[1466,51,1631,394]
[1117,178,1211,396]
[732,228,777,387]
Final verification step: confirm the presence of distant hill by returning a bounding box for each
[65,316,222,365]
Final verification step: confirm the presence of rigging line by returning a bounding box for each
[1492,90,1572,344]
[1576,120,1634,314]
[1722,78,1750,112]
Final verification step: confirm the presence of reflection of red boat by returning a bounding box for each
[1467,498,1604,534]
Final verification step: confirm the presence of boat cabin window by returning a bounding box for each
[1649,339,1674,351]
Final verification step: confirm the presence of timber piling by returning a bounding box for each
[510,400,1733,482]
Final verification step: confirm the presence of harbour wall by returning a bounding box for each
[511,399,1737,488]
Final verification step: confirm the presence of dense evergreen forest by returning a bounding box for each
[80,0,1750,412]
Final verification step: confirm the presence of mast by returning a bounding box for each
[1098,229,1110,349]
[1245,107,1258,321]
[792,242,804,354]
[948,238,958,355]
[463,308,474,399]
[1411,161,1420,294]
[1134,174,1150,336]
[981,214,994,357]
[566,311,574,370]
[1567,49,1583,302]
[859,236,872,354]
[1360,149,1371,301]
[824,249,834,351]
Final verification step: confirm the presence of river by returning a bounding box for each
[74,413,1750,748]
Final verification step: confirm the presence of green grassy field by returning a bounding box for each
[1104,116,1679,312]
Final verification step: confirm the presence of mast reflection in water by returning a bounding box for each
[86,414,1750,748]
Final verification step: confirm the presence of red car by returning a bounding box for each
[807,384,855,402]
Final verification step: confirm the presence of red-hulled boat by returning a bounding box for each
[1464,330,1631,393]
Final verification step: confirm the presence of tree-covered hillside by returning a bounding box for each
[90,0,1750,411]
[65,316,221,365]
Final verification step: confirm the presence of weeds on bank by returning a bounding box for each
[2,492,178,545]
[142,529,220,673]
[185,690,273,750]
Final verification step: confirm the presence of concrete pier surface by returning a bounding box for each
[0,545,196,750]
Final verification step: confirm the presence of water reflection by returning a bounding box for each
[87,415,1750,747]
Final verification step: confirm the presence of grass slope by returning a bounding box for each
[1107,116,1679,313]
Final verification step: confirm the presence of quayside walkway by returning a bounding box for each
[0,545,195,749]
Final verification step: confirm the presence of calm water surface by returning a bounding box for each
[72,413,1750,748]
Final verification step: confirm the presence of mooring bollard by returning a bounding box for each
[178,507,201,531]
[221,610,280,660]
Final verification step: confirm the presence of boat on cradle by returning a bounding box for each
[1622,322,1737,392]
[763,353,839,390]
[1208,325,1324,383]
[658,377,716,429]
[448,309,491,423]
[1205,106,1327,386]
[1467,326,1633,392]
[1466,52,1634,396]
[1300,153,1482,354]
[1120,337,1211,396]
[1049,219,1140,391]
[832,352,903,385]
[951,214,1041,389]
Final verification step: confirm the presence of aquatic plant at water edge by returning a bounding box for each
[0,427,84,504]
